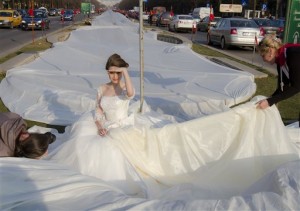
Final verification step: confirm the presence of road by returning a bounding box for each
[0,13,86,58]
[1,16,277,75]
[155,24,277,75]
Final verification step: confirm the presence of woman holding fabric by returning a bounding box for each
[256,34,300,109]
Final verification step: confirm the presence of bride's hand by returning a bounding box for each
[98,128,108,136]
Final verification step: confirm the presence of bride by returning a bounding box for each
[47,53,300,198]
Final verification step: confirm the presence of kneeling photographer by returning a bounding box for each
[0,112,56,159]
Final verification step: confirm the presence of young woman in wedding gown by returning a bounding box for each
[47,54,147,196]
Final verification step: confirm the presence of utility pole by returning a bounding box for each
[252,0,256,18]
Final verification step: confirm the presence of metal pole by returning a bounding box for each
[252,0,256,18]
[139,0,144,113]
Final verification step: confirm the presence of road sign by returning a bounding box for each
[284,0,300,44]
[262,3,267,11]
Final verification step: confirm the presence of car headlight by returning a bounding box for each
[3,20,9,23]
[37,20,42,23]
[22,20,26,23]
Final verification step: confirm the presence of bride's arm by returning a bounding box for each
[121,67,134,98]
[94,87,108,136]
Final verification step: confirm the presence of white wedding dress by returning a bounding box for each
[47,95,300,199]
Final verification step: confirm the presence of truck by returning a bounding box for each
[192,7,213,20]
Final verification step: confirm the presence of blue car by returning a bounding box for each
[61,9,74,21]
[21,9,50,30]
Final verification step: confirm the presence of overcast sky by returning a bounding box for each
[99,0,120,6]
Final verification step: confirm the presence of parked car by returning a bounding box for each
[0,9,22,28]
[61,9,74,21]
[271,19,285,39]
[49,8,58,16]
[168,14,195,32]
[148,13,159,26]
[253,18,282,38]
[192,15,200,25]
[197,16,221,32]
[142,12,149,22]
[207,17,264,49]
[21,9,50,30]
[156,11,173,27]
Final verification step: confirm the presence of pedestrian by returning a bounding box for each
[0,112,56,159]
[256,34,300,109]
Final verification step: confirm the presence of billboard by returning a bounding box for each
[284,0,300,44]
[220,4,242,13]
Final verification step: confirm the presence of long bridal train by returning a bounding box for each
[46,97,299,199]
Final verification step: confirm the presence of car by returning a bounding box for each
[253,18,282,38]
[17,9,27,18]
[197,16,221,32]
[21,9,50,30]
[156,11,173,27]
[192,15,200,24]
[207,17,265,49]
[168,14,196,33]
[142,12,149,21]
[49,8,58,16]
[38,7,48,14]
[0,9,22,28]
[148,13,159,26]
[271,19,285,39]
[61,9,74,21]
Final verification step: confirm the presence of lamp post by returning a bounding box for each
[139,0,144,112]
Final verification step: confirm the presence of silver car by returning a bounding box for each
[207,17,264,49]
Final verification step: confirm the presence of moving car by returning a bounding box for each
[207,17,264,49]
[0,9,22,28]
[168,14,195,32]
[197,16,221,32]
[61,9,74,21]
[21,9,50,30]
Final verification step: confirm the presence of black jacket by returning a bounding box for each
[267,44,300,106]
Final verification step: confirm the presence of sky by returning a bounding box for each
[99,0,120,6]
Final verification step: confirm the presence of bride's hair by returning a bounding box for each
[105,54,129,70]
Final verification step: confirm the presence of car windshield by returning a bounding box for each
[0,12,12,17]
[230,20,257,28]
[65,10,73,14]
[178,16,193,20]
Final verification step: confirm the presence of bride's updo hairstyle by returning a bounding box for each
[105,53,129,70]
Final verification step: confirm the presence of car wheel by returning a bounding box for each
[207,34,212,45]
[221,37,228,49]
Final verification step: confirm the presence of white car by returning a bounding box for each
[168,14,196,32]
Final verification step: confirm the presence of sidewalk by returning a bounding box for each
[1,27,267,79]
